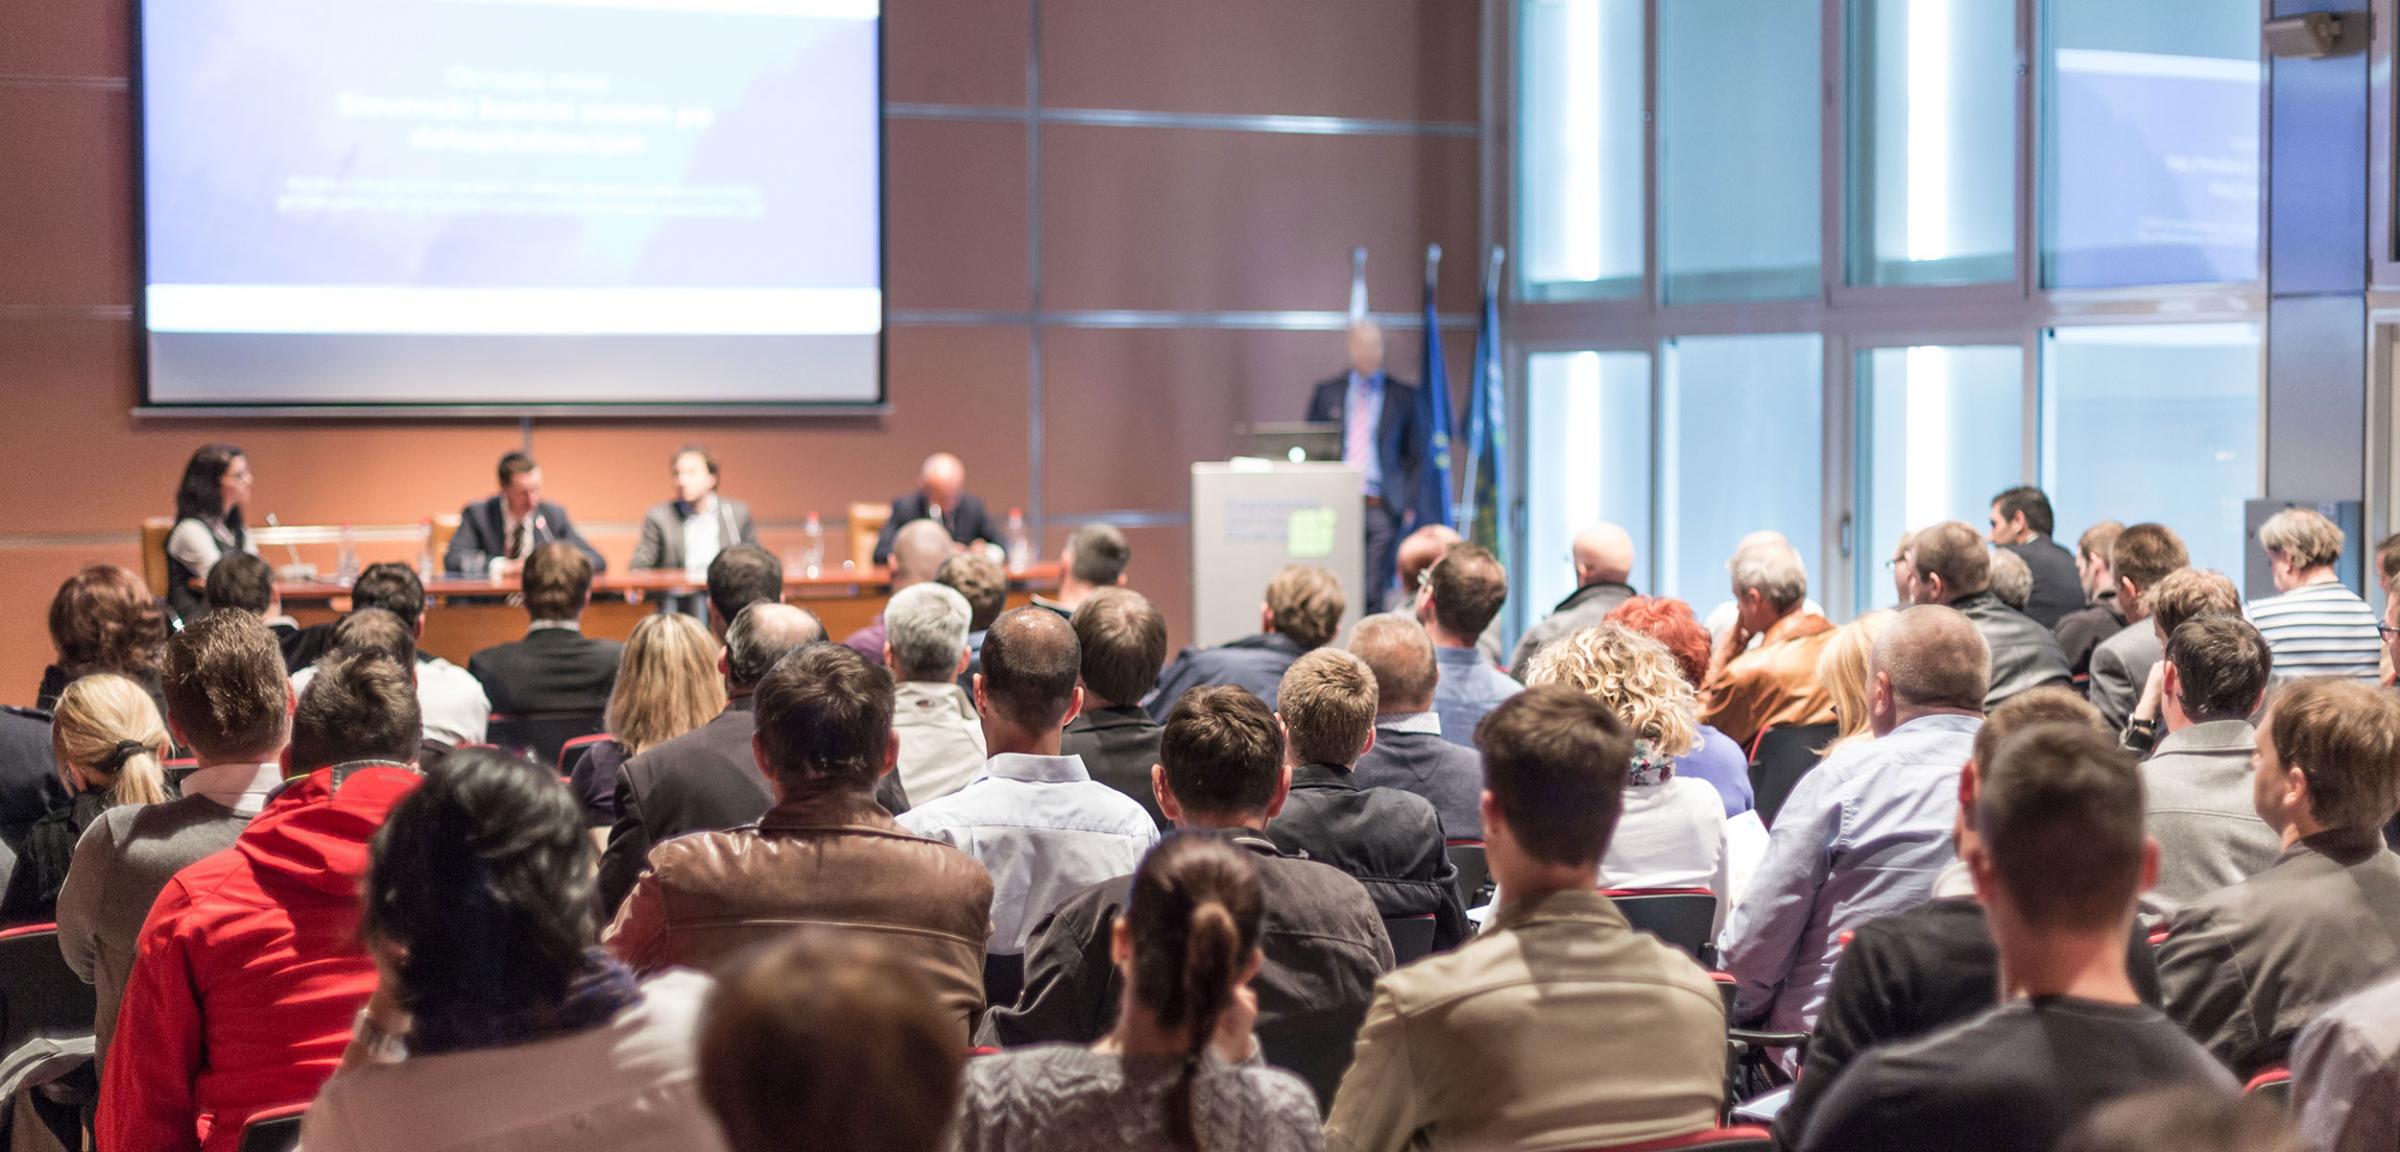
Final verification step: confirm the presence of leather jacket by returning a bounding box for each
[1950,591,2072,708]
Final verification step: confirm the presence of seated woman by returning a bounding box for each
[1525,625,1732,922]
[948,835,1322,1152]
[300,749,726,1152]
[164,442,256,625]
[0,674,172,925]
[568,612,724,831]
[1606,595,1755,817]
[37,565,170,719]
[1818,610,1897,754]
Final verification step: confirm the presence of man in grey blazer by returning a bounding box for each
[630,444,758,574]
[2089,524,2188,733]
[2139,614,2278,922]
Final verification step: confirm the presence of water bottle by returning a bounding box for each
[801,511,824,578]
[1005,508,1032,573]
[335,523,360,585]
[416,519,436,581]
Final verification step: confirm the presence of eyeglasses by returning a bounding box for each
[2379,621,2400,641]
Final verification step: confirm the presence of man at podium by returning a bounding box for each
[1306,320,1429,611]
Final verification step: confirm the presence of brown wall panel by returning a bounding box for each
[883,0,1028,107]
[0,87,133,307]
[1041,126,1480,314]
[1040,0,1477,123]
[886,119,1030,312]
[0,0,130,78]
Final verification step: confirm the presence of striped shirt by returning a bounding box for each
[2246,581,2384,683]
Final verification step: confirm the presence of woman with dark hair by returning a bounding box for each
[165,442,256,623]
[37,565,170,717]
[949,835,1321,1152]
[299,749,726,1152]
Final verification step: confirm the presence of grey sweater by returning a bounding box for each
[2140,720,2281,922]
[950,1045,1322,1152]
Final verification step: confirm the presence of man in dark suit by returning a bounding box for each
[468,542,624,716]
[1347,613,1483,840]
[1306,321,1436,612]
[1989,486,2084,631]
[1060,588,1171,829]
[873,452,1001,567]
[629,444,758,574]
[0,706,65,859]
[444,451,607,577]
[596,601,828,916]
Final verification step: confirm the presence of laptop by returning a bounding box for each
[1243,422,1344,464]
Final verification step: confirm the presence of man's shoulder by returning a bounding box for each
[623,712,746,775]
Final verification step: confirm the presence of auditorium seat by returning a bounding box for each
[1604,888,1717,964]
[0,923,98,1144]
[486,710,606,771]
[2244,1066,2292,1108]
[1385,914,1438,964]
[848,501,888,569]
[1572,1125,1773,1152]
[1747,723,1838,827]
[140,518,176,599]
[1445,839,1490,910]
[556,732,615,776]
[238,1102,309,1152]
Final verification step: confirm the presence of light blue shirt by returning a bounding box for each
[1345,370,1386,498]
[1716,712,1982,1035]
[1431,645,1521,750]
[897,752,1159,955]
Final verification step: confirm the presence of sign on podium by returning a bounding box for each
[1189,461,1364,647]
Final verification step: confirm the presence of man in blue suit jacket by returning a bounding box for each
[1306,321,1434,612]
[443,451,607,577]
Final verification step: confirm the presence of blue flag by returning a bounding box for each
[1463,247,1507,566]
[1417,245,1456,531]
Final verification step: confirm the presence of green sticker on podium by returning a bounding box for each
[1287,507,1337,558]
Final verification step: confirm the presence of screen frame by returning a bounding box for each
[130,1,890,419]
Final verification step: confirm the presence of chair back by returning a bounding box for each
[431,515,459,572]
[1604,888,1718,963]
[2245,1066,2292,1108]
[848,502,889,570]
[0,924,99,1099]
[1384,914,1438,964]
[557,732,615,776]
[141,518,177,598]
[485,711,607,771]
[238,1103,309,1152]
[1748,723,1838,827]
[1445,840,1491,909]
[1575,1125,1774,1151]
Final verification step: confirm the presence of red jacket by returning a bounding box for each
[100,764,420,1152]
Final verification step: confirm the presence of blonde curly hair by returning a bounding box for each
[1523,624,1700,757]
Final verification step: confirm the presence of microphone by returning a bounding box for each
[928,502,943,530]
[263,513,304,568]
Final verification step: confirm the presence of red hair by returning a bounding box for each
[1604,596,1710,687]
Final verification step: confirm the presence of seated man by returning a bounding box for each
[1059,588,1171,828]
[2089,523,2188,732]
[1510,523,1639,679]
[939,551,1007,691]
[1324,687,1727,1152]
[846,518,952,665]
[2159,678,2400,1076]
[100,648,426,1152]
[1701,541,1837,749]
[1719,604,1988,1036]
[605,643,994,1045]
[628,443,757,576]
[1348,613,1483,839]
[292,563,490,747]
[59,610,291,1074]
[467,541,624,717]
[443,450,605,576]
[1909,521,2071,707]
[2139,615,2279,919]
[981,685,1393,1107]
[884,582,986,804]
[2055,521,2127,684]
[1149,564,1345,720]
[2117,567,2246,754]
[1796,722,2233,1152]
[1988,485,2086,630]
[596,602,825,915]
[1032,522,1128,618]
[2293,973,2400,1152]
[705,544,784,642]
[1412,542,1519,747]
[873,452,1000,566]
[898,609,1158,1002]
[1268,648,1466,951]
[201,550,313,669]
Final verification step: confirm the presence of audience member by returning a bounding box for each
[1988,547,2034,613]
[1324,687,1726,1151]
[1527,626,1730,916]
[1795,723,2234,1152]
[1150,565,1345,720]
[950,836,1322,1152]
[2294,972,2400,1152]
[2057,1089,2302,1152]
[2057,521,2129,682]
[2137,615,2278,919]
[0,675,169,925]
[38,564,168,717]
[1060,588,1172,827]
[1035,522,1129,618]
[885,582,987,804]
[1891,530,1920,604]
[938,552,1007,684]
[873,452,1000,566]
[1346,614,1484,840]
[58,610,291,1073]
[1605,597,1753,815]
[900,609,1157,1002]
[0,704,61,862]
[700,932,965,1152]
[704,544,784,640]
[1700,542,1838,749]
[1399,525,1503,665]
[982,686,1391,1107]
[467,541,623,721]
[1910,521,2071,706]
[2120,567,2247,752]
[847,518,953,664]
[443,450,606,576]
[1989,485,2085,629]
[204,550,311,669]
[100,647,425,1152]
[629,443,757,580]
[2090,523,2188,731]
[1701,531,1831,642]
[1412,543,1520,747]
[2248,507,2382,682]
[164,443,259,625]
[607,644,994,1042]
[2159,678,2400,1076]
[570,612,725,829]
[1720,605,1988,1035]
[1510,523,1637,678]
[294,562,491,747]
[303,749,728,1152]
[596,602,824,915]
[1817,609,1897,752]
[1265,649,1466,950]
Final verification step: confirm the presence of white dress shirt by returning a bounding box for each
[898,753,1159,955]
[680,496,724,580]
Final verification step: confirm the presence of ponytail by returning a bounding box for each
[50,674,173,808]
[1167,900,1241,1149]
[1122,835,1265,1152]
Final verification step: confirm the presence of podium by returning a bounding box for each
[1189,461,1364,647]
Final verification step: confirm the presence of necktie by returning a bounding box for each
[507,522,525,559]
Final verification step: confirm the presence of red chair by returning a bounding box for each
[238,1102,309,1152]
[1603,888,1718,963]
[557,732,615,776]
[1573,1124,1773,1151]
[2245,1066,2292,1108]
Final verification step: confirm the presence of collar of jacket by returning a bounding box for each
[1183,826,1299,861]
[1553,580,1637,615]
[1490,887,1631,934]
[722,693,758,714]
[758,781,900,832]
[1291,762,1360,790]
[2290,823,2390,867]
[1224,631,1310,657]
[1071,705,1156,732]
[2154,718,2255,757]
[1949,590,2009,617]
[1759,610,1835,647]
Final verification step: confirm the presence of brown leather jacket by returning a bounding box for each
[603,781,995,1043]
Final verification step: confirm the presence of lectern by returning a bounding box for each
[1189,461,1364,647]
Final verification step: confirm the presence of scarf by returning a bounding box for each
[407,949,644,1057]
[1628,739,1677,788]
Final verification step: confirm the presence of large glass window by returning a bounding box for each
[1857,345,2026,609]
[1660,334,1824,602]
[1848,0,2018,287]
[2041,323,2261,577]
[1659,0,1821,303]
[2041,0,2261,288]
[1517,0,1645,300]
[1525,351,1655,614]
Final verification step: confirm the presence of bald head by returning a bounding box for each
[1736,530,1789,554]
[725,602,826,688]
[1573,524,1636,586]
[978,607,1082,737]
[891,518,953,588]
[1348,612,1438,715]
[1348,321,1386,377]
[918,452,965,510]
[1397,525,1463,594]
[1872,604,1991,726]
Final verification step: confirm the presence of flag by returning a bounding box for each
[1463,246,1507,565]
[1416,244,1456,531]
